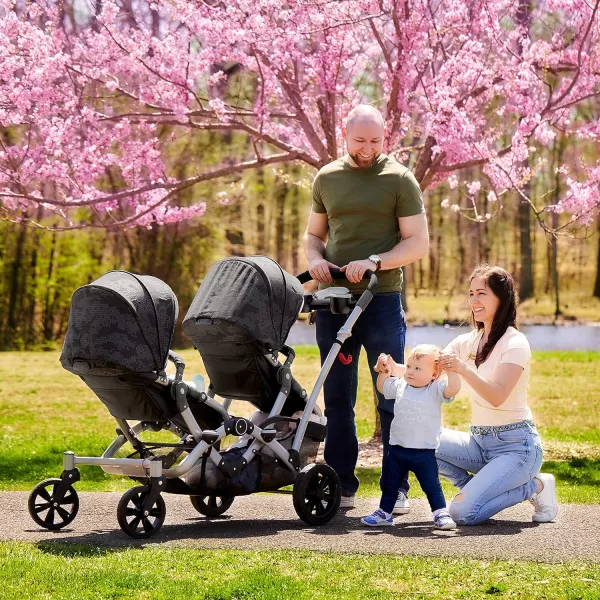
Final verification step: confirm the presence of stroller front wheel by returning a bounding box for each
[117,486,166,539]
[190,494,235,517]
[293,463,341,526]
[28,478,79,530]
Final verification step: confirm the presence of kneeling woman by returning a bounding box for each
[437,264,558,525]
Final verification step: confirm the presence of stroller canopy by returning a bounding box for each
[183,257,304,355]
[60,271,178,376]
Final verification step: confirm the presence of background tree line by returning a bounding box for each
[1,153,598,351]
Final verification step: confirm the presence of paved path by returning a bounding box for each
[2,492,598,563]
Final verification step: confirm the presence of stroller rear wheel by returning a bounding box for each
[28,478,79,530]
[293,463,341,526]
[190,494,235,517]
[117,486,166,539]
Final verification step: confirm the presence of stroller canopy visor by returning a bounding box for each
[60,271,178,375]
[183,257,303,354]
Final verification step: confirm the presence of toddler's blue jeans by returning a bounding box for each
[380,445,446,514]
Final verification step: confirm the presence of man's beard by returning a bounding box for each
[349,152,380,168]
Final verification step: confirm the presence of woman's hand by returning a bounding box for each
[439,351,467,375]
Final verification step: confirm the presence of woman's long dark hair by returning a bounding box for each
[469,264,519,367]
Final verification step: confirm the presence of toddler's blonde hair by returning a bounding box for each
[408,344,441,378]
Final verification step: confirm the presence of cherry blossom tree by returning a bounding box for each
[1,0,599,230]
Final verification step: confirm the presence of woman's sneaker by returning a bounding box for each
[433,511,457,530]
[361,509,394,526]
[393,490,411,514]
[530,473,558,522]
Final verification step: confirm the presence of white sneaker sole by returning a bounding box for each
[435,522,457,530]
[392,506,410,515]
[532,475,558,522]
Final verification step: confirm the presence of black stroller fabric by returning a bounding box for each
[60,271,178,375]
[182,256,304,355]
[57,271,220,428]
[182,257,306,412]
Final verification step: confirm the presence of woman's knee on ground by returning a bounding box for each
[448,492,483,525]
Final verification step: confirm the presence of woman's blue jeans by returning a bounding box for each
[316,291,409,496]
[435,424,543,525]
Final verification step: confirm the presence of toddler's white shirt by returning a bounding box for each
[383,378,454,449]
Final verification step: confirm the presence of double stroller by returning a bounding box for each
[28,256,378,538]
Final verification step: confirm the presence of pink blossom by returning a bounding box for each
[0,0,598,228]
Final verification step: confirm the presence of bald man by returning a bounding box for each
[304,104,429,511]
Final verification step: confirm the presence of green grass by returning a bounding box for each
[1,349,599,502]
[1,543,600,600]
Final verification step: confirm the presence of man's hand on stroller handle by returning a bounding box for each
[297,265,377,287]
[307,258,339,283]
[340,260,377,283]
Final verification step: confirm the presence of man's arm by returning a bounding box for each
[340,213,429,283]
[303,209,338,283]
[379,213,429,271]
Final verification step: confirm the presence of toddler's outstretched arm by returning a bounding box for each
[443,369,461,398]
[374,354,405,394]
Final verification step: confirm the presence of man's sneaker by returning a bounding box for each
[530,473,558,523]
[339,493,355,509]
[361,509,394,527]
[393,490,411,515]
[433,511,457,530]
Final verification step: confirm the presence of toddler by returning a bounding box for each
[361,344,460,530]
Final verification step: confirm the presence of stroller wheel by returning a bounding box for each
[117,486,166,539]
[293,463,341,526]
[190,494,235,517]
[28,478,79,530]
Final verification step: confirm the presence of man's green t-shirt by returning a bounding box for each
[312,154,425,293]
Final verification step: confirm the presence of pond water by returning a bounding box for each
[287,320,600,351]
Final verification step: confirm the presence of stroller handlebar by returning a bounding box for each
[296,267,379,295]
[167,350,185,381]
[297,267,379,314]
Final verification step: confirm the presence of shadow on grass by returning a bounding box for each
[36,541,128,558]
[544,458,600,487]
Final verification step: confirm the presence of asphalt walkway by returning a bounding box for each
[2,492,599,563]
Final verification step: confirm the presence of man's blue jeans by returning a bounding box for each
[316,291,409,496]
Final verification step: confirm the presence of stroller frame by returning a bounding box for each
[29,267,379,538]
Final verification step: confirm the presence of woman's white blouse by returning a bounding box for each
[445,326,533,426]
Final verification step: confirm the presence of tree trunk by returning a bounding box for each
[274,178,287,267]
[518,193,534,301]
[371,385,381,440]
[290,182,300,274]
[43,232,57,342]
[4,222,27,348]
